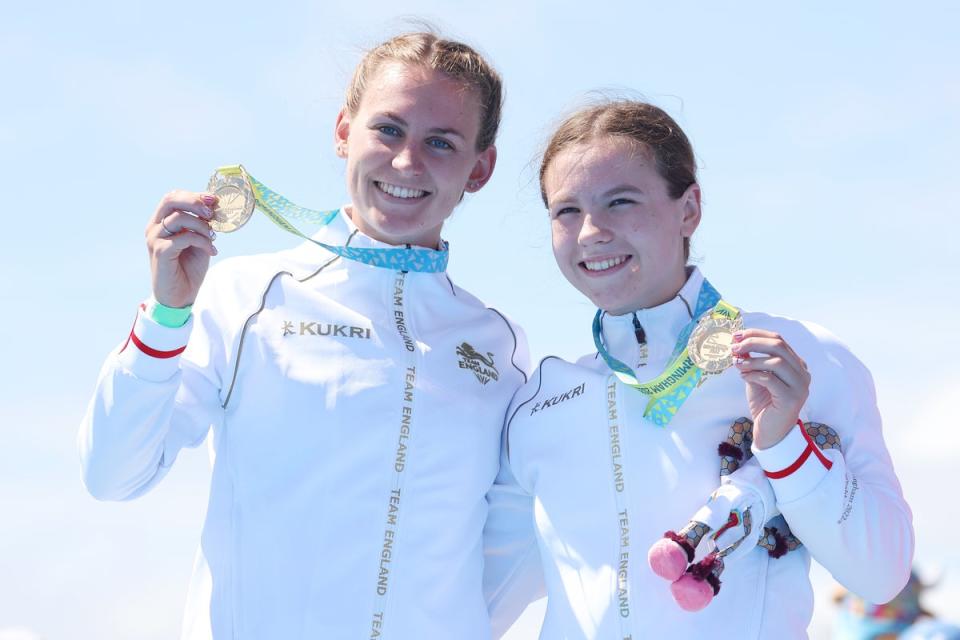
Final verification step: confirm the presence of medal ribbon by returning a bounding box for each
[592,279,739,426]
[217,165,450,273]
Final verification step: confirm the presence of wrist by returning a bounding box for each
[145,296,193,328]
[753,415,800,450]
[752,419,834,501]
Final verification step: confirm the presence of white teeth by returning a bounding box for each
[583,256,627,272]
[376,182,427,199]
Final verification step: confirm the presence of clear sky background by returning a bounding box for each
[1,1,957,638]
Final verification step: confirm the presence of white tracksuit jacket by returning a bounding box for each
[79,211,529,639]
[483,268,913,639]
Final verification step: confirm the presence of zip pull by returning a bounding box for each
[632,313,648,367]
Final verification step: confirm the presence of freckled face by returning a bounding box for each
[334,62,496,248]
[544,136,701,314]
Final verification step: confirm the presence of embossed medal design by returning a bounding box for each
[207,168,255,233]
[687,314,744,374]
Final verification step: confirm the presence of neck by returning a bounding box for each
[344,205,442,250]
[606,267,690,316]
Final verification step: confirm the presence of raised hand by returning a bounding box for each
[731,329,811,449]
[146,191,219,308]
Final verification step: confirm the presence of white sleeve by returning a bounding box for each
[694,459,778,561]
[483,414,545,638]
[78,298,226,501]
[751,331,914,604]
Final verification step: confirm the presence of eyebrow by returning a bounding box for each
[548,184,645,206]
[601,185,645,198]
[378,112,467,141]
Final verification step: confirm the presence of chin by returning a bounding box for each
[597,302,629,315]
[582,291,618,313]
[592,292,637,315]
[570,278,615,309]
[382,220,442,247]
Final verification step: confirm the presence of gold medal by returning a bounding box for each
[688,314,744,374]
[207,167,255,233]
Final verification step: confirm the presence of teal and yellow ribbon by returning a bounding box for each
[217,165,450,273]
[593,280,740,426]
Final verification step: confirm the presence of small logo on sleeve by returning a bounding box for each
[456,342,500,385]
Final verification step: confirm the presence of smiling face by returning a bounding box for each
[544,136,701,314]
[334,62,496,248]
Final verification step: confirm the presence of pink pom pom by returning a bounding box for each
[670,575,715,612]
[648,538,689,581]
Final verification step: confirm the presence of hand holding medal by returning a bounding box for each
[732,329,811,449]
[146,162,454,313]
[147,190,220,309]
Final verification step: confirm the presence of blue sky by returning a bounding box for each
[1,1,957,638]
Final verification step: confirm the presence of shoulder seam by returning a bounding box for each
[486,306,527,384]
[298,229,356,282]
[505,355,562,462]
[222,270,291,409]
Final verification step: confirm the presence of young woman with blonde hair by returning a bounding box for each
[81,31,528,639]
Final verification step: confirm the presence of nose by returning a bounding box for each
[392,142,424,176]
[578,210,613,246]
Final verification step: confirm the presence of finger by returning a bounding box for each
[732,332,803,364]
[739,370,791,397]
[733,328,780,340]
[154,228,218,258]
[151,210,216,241]
[151,190,218,224]
[735,355,808,390]
[738,340,810,385]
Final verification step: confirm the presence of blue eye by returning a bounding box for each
[553,206,580,217]
[610,198,635,207]
[427,138,454,151]
[377,125,402,137]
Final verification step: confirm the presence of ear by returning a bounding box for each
[679,182,702,237]
[334,108,350,158]
[463,145,497,193]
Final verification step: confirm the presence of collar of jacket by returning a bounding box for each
[599,266,706,366]
[294,206,452,276]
